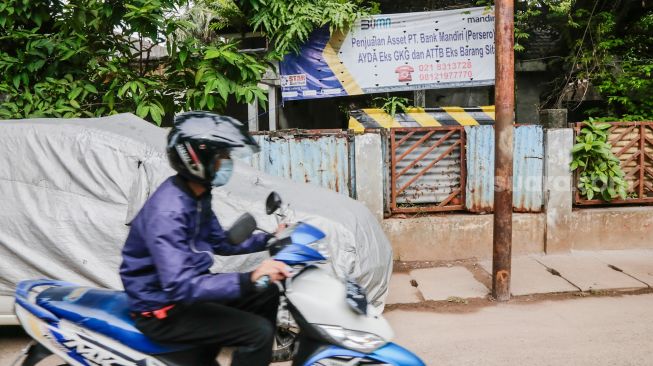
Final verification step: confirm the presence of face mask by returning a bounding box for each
[211,159,233,187]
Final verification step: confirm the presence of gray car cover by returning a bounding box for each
[0,114,391,313]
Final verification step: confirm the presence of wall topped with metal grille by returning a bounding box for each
[349,106,496,132]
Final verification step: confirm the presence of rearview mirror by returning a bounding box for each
[266,192,282,215]
[228,213,257,244]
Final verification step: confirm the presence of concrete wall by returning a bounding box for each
[515,61,549,124]
[424,87,492,107]
[279,97,345,130]
[569,207,653,250]
[381,127,653,261]
[544,129,574,253]
[353,125,653,261]
[382,207,653,261]
[354,133,384,222]
[383,213,545,261]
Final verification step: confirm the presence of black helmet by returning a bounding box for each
[167,111,259,185]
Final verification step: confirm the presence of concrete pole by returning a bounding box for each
[492,0,515,302]
[414,90,426,108]
[247,98,259,132]
[268,86,278,131]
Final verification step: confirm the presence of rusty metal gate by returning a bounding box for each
[389,127,465,213]
[574,121,653,205]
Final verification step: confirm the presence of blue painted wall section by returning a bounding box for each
[465,125,544,213]
[246,133,352,196]
[465,125,495,213]
[513,125,544,212]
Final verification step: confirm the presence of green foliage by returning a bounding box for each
[374,96,412,117]
[0,0,367,124]
[570,119,627,201]
[513,10,535,52]
[474,0,562,52]
[475,1,651,121]
[587,12,653,120]
[247,0,372,59]
[543,2,653,120]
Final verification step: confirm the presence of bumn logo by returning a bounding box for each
[361,17,392,30]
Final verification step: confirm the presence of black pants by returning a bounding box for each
[135,286,280,366]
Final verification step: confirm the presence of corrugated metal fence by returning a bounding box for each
[246,130,354,196]
[386,125,543,214]
[465,125,544,213]
[243,126,544,214]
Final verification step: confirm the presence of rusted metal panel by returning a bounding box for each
[465,125,495,213]
[465,125,544,213]
[246,131,352,196]
[513,125,544,212]
[390,127,465,213]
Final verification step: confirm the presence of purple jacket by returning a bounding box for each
[120,176,269,312]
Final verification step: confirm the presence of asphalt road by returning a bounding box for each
[2,293,653,365]
[386,293,653,366]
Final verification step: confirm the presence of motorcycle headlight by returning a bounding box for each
[314,324,387,353]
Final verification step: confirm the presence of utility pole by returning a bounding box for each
[492,0,515,302]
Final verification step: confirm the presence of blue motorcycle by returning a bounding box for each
[13,193,425,366]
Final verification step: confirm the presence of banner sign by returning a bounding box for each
[280,7,496,101]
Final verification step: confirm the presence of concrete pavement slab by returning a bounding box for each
[480,256,579,296]
[410,266,488,301]
[536,253,645,291]
[587,250,653,287]
[386,273,422,304]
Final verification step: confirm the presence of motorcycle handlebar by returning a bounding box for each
[254,275,271,292]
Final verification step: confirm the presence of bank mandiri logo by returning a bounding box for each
[395,65,415,82]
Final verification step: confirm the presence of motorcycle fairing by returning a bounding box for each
[306,343,426,366]
[18,279,191,355]
[289,222,326,245]
[275,244,326,265]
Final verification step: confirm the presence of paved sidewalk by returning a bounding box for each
[387,249,653,305]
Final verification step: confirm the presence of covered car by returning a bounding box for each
[0,114,392,324]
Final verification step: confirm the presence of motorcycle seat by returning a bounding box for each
[36,286,192,355]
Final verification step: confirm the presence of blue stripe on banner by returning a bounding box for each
[280,27,346,101]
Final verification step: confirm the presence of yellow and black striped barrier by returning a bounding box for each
[348,106,496,132]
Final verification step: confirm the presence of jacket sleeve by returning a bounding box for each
[145,211,252,303]
[208,212,270,255]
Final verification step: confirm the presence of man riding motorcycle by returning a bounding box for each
[119,111,289,366]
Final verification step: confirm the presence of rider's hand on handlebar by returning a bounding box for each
[274,223,287,235]
[251,259,291,283]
